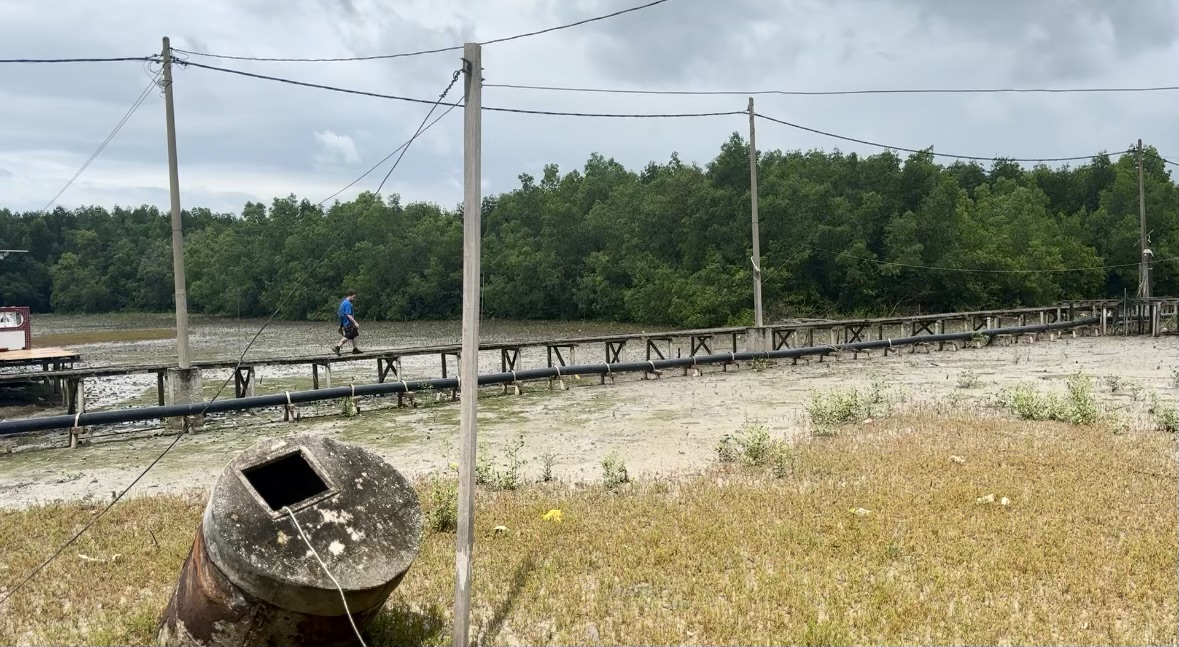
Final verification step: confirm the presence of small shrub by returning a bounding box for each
[807,389,864,427]
[806,385,891,430]
[425,473,457,534]
[540,452,556,482]
[752,357,770,372]
[772,445,792,479]
[475,435,528,490]
[495,434,528,490]
[1149,395,1178,433]
[957,370,979,389]
[475,441,494,486]
[602,452,629,490]
[1005,373,1099,425]
[1065,374,1098,425]
[715,435,739,463]
[1008,384,1064,421]
[1103,375,1123,393]
[735,421,773,466]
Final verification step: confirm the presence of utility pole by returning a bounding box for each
[747,97,764,328]
[453,42,482,647]
[162,37,190,368]
[1136,138,1151,298]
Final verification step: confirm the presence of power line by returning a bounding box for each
[39,73,162,214]
[377,70,462,194]
[491,106,742,118]
[486,82,1179,96]
[173,0,671,63]
[176,60,743,118]
[480,0,670,46]
[318,103,459,205]
[177,59,450,106]
[754,111,1117,163]
[0,70,463,610]
[0,56,154,64]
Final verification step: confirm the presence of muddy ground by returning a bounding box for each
[0,334,1174,509]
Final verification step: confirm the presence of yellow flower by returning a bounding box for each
[541,508,563,523]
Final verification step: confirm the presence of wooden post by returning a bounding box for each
[747,98,764,328]
[453,42,482,647]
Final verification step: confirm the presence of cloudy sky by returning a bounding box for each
[0,0,1175,215]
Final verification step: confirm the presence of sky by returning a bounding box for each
[0,0,1176,215]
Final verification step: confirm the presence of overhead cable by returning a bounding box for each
[486,82,1179,96]
[172,0,672,62]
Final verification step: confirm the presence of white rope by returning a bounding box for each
[283,506,368,647]
[648,361,657,372]
[554,366,562,377]
[284,391,292,407]
[511,370,517,383]
[73,411,82,429]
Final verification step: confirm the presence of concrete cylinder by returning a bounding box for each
[157,434,422,647]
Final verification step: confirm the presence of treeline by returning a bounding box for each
[0,135,1175,327]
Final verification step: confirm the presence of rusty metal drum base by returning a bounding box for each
[157,522,390,647]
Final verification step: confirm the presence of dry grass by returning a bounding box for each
[1,415,1176,646]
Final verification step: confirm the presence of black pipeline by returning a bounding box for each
[0,317,1097,436]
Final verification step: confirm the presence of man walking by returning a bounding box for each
[332,290,362,355]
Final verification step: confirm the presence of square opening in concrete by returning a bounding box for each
[241,450,330,512]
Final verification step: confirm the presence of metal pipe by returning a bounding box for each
[0,317,1097,436]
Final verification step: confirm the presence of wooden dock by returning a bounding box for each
[0,346,80,369]
[0,299,1172,415]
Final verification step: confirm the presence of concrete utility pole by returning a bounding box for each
[1136,138,1151,298]
[453,42,482,647]
[161,36,201,427]
[161,37,191,368]
[747,97,764,328]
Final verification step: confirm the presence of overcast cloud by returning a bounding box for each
[0,0,1175,215]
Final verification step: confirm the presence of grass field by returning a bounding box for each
[0,414,1175,646]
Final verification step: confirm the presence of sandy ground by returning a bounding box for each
[0,334,1174,509]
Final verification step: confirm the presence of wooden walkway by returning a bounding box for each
[0,299,1172,414]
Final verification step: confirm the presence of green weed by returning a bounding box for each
[602,451,630,490]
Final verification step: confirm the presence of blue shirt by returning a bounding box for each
[338,299,354,328]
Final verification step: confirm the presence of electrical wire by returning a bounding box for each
[486,82,1179,96]
[285,507,368,647]
[0,68,463,611]
[39,72,162,214]
[175,59,742,118]
[172,0,671,62]
[755,112,1124,163]
[318,102,459,205]
[0,56,154,64]
[480,0,670,47]
[376,69,462,194]
[177,59,450,105]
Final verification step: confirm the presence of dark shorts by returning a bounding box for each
[341,324,359,340]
